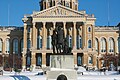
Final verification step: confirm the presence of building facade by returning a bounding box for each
[0,0,119,70]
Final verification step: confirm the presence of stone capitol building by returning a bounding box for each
[0,0,120,71]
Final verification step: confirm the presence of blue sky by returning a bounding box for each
[0,0,120,26]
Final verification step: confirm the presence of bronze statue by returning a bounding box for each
[51,26,72,54]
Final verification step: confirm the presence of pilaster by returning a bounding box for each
[31,52,36,70]
[32,22,37,49]
[82,22,87,49]
[42,22,46,49]
[72,22,76,49]
[42,53,46,67]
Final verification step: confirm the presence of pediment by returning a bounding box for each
[32,5,84,18]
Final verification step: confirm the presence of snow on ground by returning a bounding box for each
[0,70,120,80]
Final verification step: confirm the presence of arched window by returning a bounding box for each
[101,38,106,52]
[77,35,82,49]
[27,39,31,49]
[13,38,18,54]
[88,27,91,32]
[109,38,114,52]
[0,39,3,53]
[68,35,72,48]
[88,40,92,48]
[6,38,10,53]
[20,39,23,52]
[95,38,98,52]
[47,35,52,49]
[37,36,42,49]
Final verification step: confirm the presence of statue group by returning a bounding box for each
[51,26,72,54]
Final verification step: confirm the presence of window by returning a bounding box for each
[88,40,92,48]
[27,39,31,49]
[20,39,23,52]
[68,35,72,48]
[95,38,98,52]
[77,35,82,49]
[47,35,52,49]
[0,39,2,53]
[88,27,91,32]
[101,38,106,52]
[37,36,42,49]
[109,38,114,52]
[88,56,93,64]
[13,39,18,54]
[6,38,10,53]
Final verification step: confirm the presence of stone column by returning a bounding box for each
[82,22,87,49]
[42,22,46,49]
[32,22,37,49]
[31,52,36,71]
[42,53,46,67]
[53,22,56,29]
[63,22,66,37]
[72,22,76,49]
[23,23,27,69]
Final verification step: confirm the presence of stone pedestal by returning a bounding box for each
[47,54,77,80]
[50,55,74,69]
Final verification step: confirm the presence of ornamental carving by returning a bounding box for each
[32,6,83,17]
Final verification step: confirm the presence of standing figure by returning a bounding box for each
[51,30,57,54]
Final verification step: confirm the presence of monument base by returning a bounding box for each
[47,68,77,80]
[47,54,77,80]
[50,54,74,69]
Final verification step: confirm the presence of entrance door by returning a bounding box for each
[26,52,31,69]
[46,53,52,66]
[77,53,83,66]
[36,53,42,67]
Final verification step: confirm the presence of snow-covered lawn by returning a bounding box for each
[0,70,120,80]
